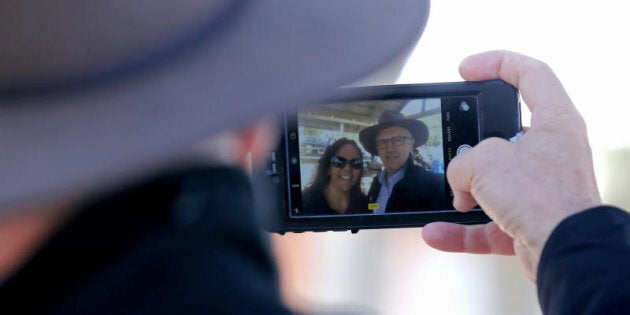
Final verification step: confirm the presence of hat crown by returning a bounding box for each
[377,110,408,124]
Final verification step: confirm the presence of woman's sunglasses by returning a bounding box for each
[330,156,363,170]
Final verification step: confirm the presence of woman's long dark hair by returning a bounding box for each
[304,138,364,196]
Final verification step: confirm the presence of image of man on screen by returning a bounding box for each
[359,110,445,213]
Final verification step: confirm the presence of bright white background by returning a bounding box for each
[399,0,630,199]
[273,1,630,314]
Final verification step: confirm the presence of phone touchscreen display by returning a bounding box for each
[285,96,479,217]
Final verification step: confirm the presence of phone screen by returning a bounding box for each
[285,95,479,217]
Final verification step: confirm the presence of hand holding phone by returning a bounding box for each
[423,51,603,282]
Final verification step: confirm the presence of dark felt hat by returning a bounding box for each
[0,1,430,208]
[359,110,429,156]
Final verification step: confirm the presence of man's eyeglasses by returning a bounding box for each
[330,156,363,170]
[376,136,413,149]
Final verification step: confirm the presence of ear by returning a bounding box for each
[191,116,279,172]
[236,117,280,172]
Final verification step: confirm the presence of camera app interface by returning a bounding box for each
[287,96,475,217]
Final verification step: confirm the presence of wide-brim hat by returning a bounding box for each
[359,110,429,156]
[0,1,430,209]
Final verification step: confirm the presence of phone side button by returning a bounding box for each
[509,131,524,142]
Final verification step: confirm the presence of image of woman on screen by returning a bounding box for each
[301,138,370,215]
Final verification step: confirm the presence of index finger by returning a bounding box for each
[458,50,578,127]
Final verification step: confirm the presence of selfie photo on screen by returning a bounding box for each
[296,98,446,216]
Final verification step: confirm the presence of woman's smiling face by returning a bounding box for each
[327,144,363,193]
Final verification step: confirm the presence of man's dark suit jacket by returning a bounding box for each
[0,167,290,315]
[367,157,446,212]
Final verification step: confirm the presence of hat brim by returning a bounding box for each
[359,119,430,156]
[0,0,430,208]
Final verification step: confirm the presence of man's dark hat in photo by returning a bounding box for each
[359,110,429,156]
[0,1,430,209]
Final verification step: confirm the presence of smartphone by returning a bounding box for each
[255,80,521,233]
